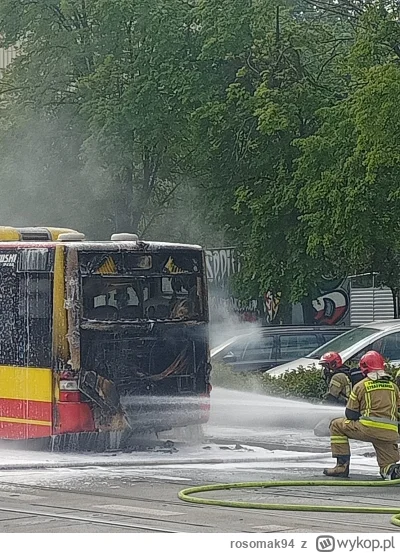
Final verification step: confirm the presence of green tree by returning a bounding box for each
[191,0,353,305]
[3,0,400,315]
[0,0,203,235]
[296,5,400,310]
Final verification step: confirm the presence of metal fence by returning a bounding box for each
[350,287,394,326]
[0,46,17,75]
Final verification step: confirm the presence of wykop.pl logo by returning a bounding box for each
[316,536,335,552]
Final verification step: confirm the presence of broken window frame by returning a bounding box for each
[81,273,205,322]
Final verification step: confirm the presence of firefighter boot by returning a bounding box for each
[323,456,350,478]
[380,463,400,480]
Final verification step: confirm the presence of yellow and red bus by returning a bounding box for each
[0,227,211,445]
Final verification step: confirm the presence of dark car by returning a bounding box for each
[210,326,352,373]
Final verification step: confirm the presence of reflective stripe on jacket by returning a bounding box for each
[346,377,400,437]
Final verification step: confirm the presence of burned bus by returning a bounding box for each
[0,226,211,445]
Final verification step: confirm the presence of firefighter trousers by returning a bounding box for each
[329,417,399,469]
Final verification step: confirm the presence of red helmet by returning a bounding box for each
[319,351,342,371]
[359,351,385,375]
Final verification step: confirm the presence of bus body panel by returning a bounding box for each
[0,365,52,438]
[0,227,211,441]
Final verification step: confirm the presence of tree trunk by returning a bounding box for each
[277,300,293,325]
[391,288,399,319]
[113,168,133,233]
[301,298,317,325]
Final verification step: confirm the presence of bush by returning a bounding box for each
[384,362,399,379]
[210,360,324,399]
[210,361,264,392]
[210,360,400,402]
[262,366,326,401]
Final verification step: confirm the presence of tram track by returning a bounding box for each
[2,476,400,509]
[0,478,396,532]
[0,504,178,532]
[32,502,213,529]
[0,480,214,532]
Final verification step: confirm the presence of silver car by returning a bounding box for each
[267,320,400,376]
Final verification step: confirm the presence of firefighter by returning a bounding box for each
[319,351,364,405]
[313,352,364,437]
[323,350,400,480]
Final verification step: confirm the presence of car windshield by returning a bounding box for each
[305,327,380,359]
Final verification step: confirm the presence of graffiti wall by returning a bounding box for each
[205,248,260,322]
[267,279,350,326]
[205,247,351,326]
[264,291,282,324]
[205,248,240,287]
[310,277,350,326]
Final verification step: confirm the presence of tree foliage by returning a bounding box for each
[0,1,399,304]
[0,0,203,234]
[296,5,400,299]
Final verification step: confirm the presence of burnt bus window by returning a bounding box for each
[83,277,144,320]
[18,274,53,367]
[83,274,204,321]
[0,270,24,365]
[18,248,50,272]
[0,272,52,366]
[124,254,152,271]
[146,275,202,320]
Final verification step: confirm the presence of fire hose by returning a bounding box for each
[178,478,400,528]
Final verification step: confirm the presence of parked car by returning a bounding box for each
[210,326,350,373]
[267,320,400,377]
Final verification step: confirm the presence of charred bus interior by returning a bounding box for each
[77,248,211,432]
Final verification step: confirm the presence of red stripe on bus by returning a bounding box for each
[0,398,52,422]
[0,421,52,439]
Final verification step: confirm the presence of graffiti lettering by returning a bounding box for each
[264,291,282,323]
[205,248,240,286]
[205,245,351,325]
[209,296,259,323]
[210,296,258,312]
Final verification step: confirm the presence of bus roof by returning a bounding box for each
[69,241,203,251]
[0,226,202,251]
[0,226,77,241]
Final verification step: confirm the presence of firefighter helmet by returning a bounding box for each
[319,351,342,371]
[359,351,385,375]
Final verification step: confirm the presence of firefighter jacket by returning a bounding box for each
[322,366,364,405]
[323,372,351,404]
[395,368,400,389]
[345,374,400,441]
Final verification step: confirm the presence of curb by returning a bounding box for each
[207,437,330,454]
[0,452,331,471]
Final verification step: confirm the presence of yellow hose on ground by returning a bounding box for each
[178,479,400,528]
